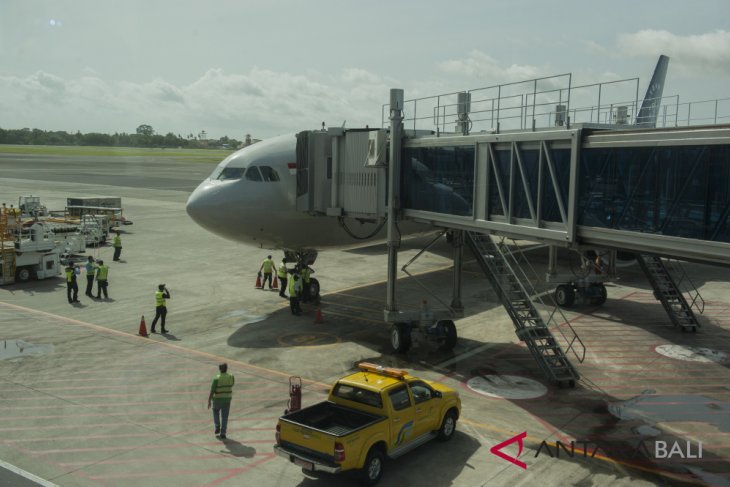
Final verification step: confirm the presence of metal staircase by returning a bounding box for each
[637,254,702,332]
[466,231,584,386]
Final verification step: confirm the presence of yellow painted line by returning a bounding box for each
[461,418,706,485]
[0,300,332,390]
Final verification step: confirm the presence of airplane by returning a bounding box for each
[186,56,670,300]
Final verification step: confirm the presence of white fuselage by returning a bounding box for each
[186,134,391,251]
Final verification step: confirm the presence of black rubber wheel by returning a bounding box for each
[438,320,457,351]
[309,278,321,305]
[593,284,607,306]
[391,323,411,353]
[16,267,32,282]
[554,285,575,307]
[437,410,457,441]
[359,447,384,486]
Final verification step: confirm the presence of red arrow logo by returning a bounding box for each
[490,431,527,469]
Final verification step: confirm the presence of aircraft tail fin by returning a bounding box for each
[635,55,670,127]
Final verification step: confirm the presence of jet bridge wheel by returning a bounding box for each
[591,283,608,306]
[391,323,411,353]
[554,284,575,307]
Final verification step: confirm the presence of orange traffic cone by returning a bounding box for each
[314,306,324,324]
[255,273,262,288]
[272,275,279,289]
[138,315,149,337]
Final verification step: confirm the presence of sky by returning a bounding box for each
[1,0,729,140]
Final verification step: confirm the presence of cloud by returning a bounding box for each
[615,29,730,76]
[438,50,542,83]
[0,67,391,138]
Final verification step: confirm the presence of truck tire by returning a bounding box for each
[438,320,457,351]
[391,323,411,353]
[437,409,457,441]
[16,267,33,282]
[359,447,384,486]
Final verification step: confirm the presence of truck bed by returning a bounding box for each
[282,401,384,437]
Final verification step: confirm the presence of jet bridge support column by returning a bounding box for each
[385,89,404,316]
[450,230,464,312]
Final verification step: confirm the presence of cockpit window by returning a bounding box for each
[217,167,245,181]
[259,165,280,182]
[245,166,263,181]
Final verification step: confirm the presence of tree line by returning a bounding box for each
[0,125,242,149]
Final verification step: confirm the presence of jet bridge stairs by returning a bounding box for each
[466,231,584,387]
[637,254,704,332]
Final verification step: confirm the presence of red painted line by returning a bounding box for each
[30,438,275,455]
[58,451,272,468]
[1,385,283,400]
[201,454,277,487]
[0,416,281,432]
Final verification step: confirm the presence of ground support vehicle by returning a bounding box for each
[0,222,61,284]
[274,363,461,485]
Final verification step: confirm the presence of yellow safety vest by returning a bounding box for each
[65,267,74,283]
[262,258,274,273]
[301,267,311,283]
[113,235,122,248]
[96,265,109,280]
[155,290,166,307]
[289,277,301,296]
[277,262,287,278]
[213,372,234,400]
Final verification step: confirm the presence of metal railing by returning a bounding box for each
[383,73,730,134]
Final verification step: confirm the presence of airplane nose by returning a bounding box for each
[186,181,237,238]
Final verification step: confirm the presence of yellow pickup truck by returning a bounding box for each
[274,363,461,485]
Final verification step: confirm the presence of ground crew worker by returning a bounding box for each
[65,262,79,303]
[258,255,275,289]
[112,232,122,261]
[301,265,313,303]
[289,273,302,315]
[95,260,109,299]
[84,256,96,297]
[277,258,288,299]
[151,284,171,333]
[207,363,235,439]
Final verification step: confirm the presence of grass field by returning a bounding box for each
[0,144,235,163]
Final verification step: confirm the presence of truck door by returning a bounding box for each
[387,385,415,449]
[408,380,439,437]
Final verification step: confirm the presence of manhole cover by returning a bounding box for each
[466,374,547,399]
[655,344,729,364]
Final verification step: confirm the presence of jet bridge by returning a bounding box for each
[295,87,730,386]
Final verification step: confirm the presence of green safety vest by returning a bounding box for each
[212,372,234,400]
[155,290,166,307]
[96,265,109,280]
[277,262,287,278]
[301,267,311,283]
[65,267,74,283]
[262,258,274,273]
[113,235,122,248]
[289,277,301,296]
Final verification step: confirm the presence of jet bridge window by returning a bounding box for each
[245,166,263,181]
[216,167,246,181]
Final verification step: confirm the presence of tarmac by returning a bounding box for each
[0,151,729,487]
